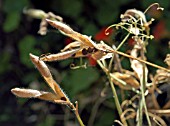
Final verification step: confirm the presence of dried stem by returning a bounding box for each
[110,49,170,72]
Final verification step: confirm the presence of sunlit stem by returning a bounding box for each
[110,49,170,72]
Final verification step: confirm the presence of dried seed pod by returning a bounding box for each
[46,19,73,34]
[11,88,60,101]
[39,49,80,61]
[30,53,70,102]
[46,19,94,47]
[30,53,51,78]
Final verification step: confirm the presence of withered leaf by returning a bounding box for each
[111,72,139,90]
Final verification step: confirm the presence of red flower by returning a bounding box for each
[128,38,135,47]
[153,20,166,40]
[94,27,113,42]
[88,56,97,66]
[64,37,73,45]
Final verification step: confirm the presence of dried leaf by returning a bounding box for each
[41,20,114,61]
[130,45,148,79]
[155,69,170,84]
[164,54,170,67]
[121,9,147,24]
[111,72,139,90]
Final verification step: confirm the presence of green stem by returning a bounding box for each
[141,64,151,126]
[108,74,122,116]
[108,33,130,72]
[108,73,128,126]
[116,33,130,51]
[137,99,143,126]
[70,102,85,126]
[97,61,128,126]
[75,111,85,126]
[140,40,152,125]
[137,42,151,126]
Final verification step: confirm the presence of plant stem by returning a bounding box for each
[141,64,151,126]
[109,49,170,73]
[75,111,85,126]
[108,74,128,126]
[108,33,129,72]
[116,33,130,50]
[69,102,85,126]
[97,61,128,126]
[140,41,152,126]
[137,99,143,126]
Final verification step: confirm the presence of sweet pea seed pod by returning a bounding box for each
[46,19,73,34]
[30,53,70,102]
[46,19,94,47]
[30,53,51,78]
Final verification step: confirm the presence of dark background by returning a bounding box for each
[0,0,170,126]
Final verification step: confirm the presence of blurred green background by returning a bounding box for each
[0,0,170,126]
